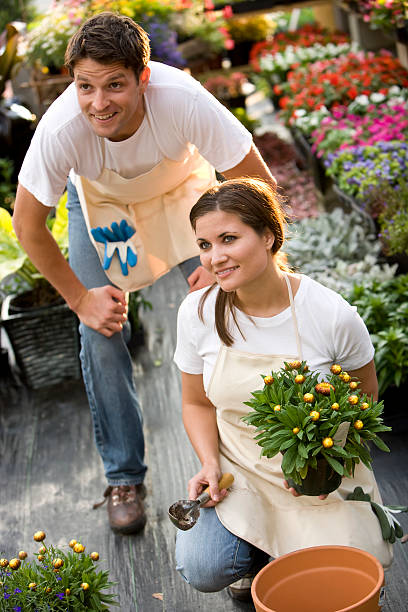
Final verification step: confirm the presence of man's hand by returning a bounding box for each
[187,265,214,292]
[75,285,128,337]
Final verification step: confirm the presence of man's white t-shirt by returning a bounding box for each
[174,275,374,393]
[18,61,252,207]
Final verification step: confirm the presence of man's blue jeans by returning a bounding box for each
[67,179,200,485]
[176,507,270,592]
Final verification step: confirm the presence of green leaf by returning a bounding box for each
[321,451,344,476]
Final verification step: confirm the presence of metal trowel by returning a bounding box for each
[168,473,234,531]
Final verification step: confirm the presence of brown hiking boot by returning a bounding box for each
[103,484,147,535]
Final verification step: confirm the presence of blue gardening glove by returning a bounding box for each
[91,220,137,275]
[347,486,408,543]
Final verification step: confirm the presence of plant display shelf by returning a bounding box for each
[331,183,376,234]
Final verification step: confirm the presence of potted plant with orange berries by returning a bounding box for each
[242,360,391,496]
[0,530,118,610]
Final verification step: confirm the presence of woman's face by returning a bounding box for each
[195,209,274,293]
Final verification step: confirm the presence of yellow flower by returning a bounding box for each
[66,588,71,596]
[286,360,301,370]
[309,410,320,421]
[74,543,85,553]
[331,403,340,411]
[9,558,21,570]
[38,546,46,554]
[28,583,37,590]
[303,393,315,403]
[322,437,334,448]
[69,540,77,548]
[330,364,342,375]
[273,404,281,412]
[361,402,369,410]
[53,558,64,569]
[295,374,305,384]
[263,375,274,385]
[349,381,358,390]
[33,531,46,542]
[38,555,45,562]
[0,559,8,568]
[315,382,335,395]
[348,395,359,405]
[354,420,364,430]
[292,427,300,434]
[340,372,351,383]
[81,582,90,590]
[90,552,100,561]
[18,551,27,560]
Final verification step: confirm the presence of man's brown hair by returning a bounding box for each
[65,12,150,79]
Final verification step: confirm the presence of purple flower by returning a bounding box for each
[3,593,10,600]
[14,589,22,594]
[13,607,22,611]
[56,592,65,600]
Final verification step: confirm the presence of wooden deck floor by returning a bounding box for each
[1,267,408,611]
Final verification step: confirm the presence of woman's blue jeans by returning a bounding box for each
[67,179,200,485]
[176,507,270,592]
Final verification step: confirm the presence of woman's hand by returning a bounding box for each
[283,480,328,501]
[188,465,229,507]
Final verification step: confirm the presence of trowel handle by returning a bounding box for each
[203,472,234,496]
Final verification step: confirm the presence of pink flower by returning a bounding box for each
[222,5,234,19]
[204,0,215,9]
[224,38,235,50]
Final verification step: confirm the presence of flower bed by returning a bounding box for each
[276,50,408,123]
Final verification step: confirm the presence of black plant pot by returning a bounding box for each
[1,291,81,390]
[227,41,253,67]
[285,455,342,496]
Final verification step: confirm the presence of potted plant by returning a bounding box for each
[226,13,276,66]
[0,530,118,610]
[243,360,391,495]
[202,71,252,108]
[0,193,82,389]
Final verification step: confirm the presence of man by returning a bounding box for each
[13,12,276,536]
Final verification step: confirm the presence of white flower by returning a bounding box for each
[371,93,386,103]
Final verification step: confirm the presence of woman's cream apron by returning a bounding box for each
[207,275,393,569]
[75,98,216,291]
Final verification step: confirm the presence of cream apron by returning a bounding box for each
[207,275,393,569]
[75,97,216,291]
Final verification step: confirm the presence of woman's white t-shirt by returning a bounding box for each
[18,61,252,207]
[174,275,374,393]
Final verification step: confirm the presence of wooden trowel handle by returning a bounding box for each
[203,473,234,496]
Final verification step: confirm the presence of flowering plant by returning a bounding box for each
[0,531,118,610]
[25,0,89,70]
[173,0,234,53]
[203,71,248,99]
[226,14,276,43]
[242,361,390,488]
[311,102,408,158]
[275,50,408,123]
[249,23,349,72]
[258,41,357,86]
[324,141,408,203]
[342,0,407,30]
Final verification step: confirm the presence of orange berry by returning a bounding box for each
[81,583,90,590]
[292,427,300,434]
[65,588,71,596]
[354,420,364,430]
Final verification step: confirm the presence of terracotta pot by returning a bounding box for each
[285,454,342,496]
[252,545,384,612]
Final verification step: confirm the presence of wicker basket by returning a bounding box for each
[1,295,81,390]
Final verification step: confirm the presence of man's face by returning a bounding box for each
[74,58,150,141]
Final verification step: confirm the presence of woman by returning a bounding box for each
[173,178,392,600]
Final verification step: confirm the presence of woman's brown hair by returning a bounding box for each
[190,177,288,347]
[65,12,150,79]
